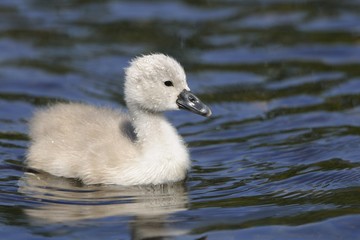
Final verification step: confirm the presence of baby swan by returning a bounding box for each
[26,53,211,186]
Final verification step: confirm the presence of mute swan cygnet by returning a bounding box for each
[26,53,211,186]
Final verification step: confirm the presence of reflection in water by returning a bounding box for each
[19,172,188,239]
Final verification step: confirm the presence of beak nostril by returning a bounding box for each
[188,95,197,103]
[177,89,211,117]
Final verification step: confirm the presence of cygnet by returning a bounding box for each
[26,53,211,186]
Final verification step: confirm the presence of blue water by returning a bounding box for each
[1,0,360,239]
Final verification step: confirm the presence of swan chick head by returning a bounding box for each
[124,53,211,117]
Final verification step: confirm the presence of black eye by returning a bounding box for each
[164,81,174,87]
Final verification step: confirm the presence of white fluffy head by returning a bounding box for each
[124,53,190,113]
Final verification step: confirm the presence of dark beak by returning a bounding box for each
[176,90,212,117]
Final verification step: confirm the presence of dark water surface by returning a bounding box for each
[1,0,360,239]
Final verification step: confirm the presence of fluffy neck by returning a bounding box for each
[127,104,189,163]
[129,107,179,149]
[131,110,166,144]
[110,104,191,185]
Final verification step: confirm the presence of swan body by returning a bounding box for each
[26,54,211,185]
